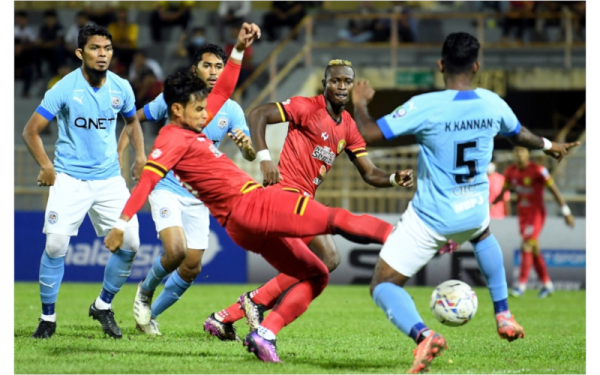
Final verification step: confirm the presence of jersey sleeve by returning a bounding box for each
[538,165,554,186]
[496,98,521,137]
[275,96,313,125]
[207,59,241,124]
[344,120,368,161]
[375,96,430,140]
[35,83,66,122]
[120,80,137,119]
[143,93,168,122]
[228,102,250,137]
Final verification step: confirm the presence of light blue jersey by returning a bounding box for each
[143,93,250,198]
[36,68,136,180]
[376,89,521,234]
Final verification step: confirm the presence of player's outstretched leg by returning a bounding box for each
[472,231,525,342]
[32,234,70,339]
[90,227,139,339]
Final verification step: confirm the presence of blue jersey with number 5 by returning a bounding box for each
[376,89,521,234]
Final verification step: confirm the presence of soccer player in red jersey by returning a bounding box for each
[104,69,405,363]
[204,59,416,340]
[492,146,574,298]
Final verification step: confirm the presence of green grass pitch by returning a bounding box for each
[14,283,585,374]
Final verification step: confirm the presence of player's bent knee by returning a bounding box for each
[122,227,140,252]
[45,233,71,258]
[179,262,201,282]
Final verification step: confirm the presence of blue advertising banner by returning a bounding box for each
[14,212,247,283]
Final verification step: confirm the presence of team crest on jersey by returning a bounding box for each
[111,96,122,109]
[159,207,170,218]
[523,176,532,186]
[337,140,346,154]
[312,145,335,166]
[209,144,223,158]
[218,117,228,130]
[151,149,162,159]
[392,106,407,118]
[47,211,58,224]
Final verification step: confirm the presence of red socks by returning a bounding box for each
[518,251,533,285]
[533,254,551,284]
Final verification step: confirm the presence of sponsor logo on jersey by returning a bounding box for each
[151,149,162,159]
[73,95,84,105]
[453,193,485,214]
[159,207,170,218]
[74,117,116,130]
[218,117,228,130]
[523,176,532,186]
[312,145,335,166]
[111,96,122,109]
[321,132,329,141]
[209,144,223,158]
[337,139,346,154]
[47,211,58,224]
[313,165,328,186]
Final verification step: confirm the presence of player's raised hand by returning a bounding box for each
[565,214,575,228]
[352,79,375,106]
[395,169,414,188]
[37,164,56,186]
[260,160,283,187]
[235,22,261,50]
[544,141,580,162]
[228,129,252,151]
[104,228,124,252]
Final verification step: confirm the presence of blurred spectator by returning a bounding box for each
[36,10,65,77]
[225,25,254,95]
[80,1,119,28]
[15,11,36,98]
[371,1,416,43]
[533,1,563,42]
[262,1,308,42]
[569,1,586,41]
[65,11,95,61]
[488,159,511,219]
[176,27,206,66]
[337,1,378,43]
[129,50,164,91]
[150,1,193,42]
[108,7,139,67]
[47,65,71,90]
[108,55,128,79]
[502,1,536,44]
[135,70,163,107]
[216,1,251,43]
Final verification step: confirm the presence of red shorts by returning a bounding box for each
[224,186,331,251]
[518,212,546,242]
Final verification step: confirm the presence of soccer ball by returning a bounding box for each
[430,280,478,327]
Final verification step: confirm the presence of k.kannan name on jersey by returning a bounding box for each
[444,118,495,132]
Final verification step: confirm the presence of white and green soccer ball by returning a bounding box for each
[430,280,478,327]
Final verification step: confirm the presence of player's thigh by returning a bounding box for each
[149,190,188,254]
[263,189,331,237]
[259,237,329,280]
[379,203,442,280]
[43,172,94,236]
[307,234,340,269]
[88,175,139,237]
[180,197,210,251]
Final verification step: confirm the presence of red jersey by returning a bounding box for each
[274,95,368,197]
[503,161,553,217]
[488,172,510,219]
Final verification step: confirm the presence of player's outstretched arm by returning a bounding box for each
[123,113,147,181]
[22,112,55,186]
[227,128,256,161]
[352,80,385,144]
[507,125,580,162]
[117,107,148,167]
[247,103,288,186]
[352,154,413,188]
[547,182,575,228]
[491,185,511,207]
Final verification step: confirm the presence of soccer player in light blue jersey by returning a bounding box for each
[351,32,580,373]
[23,25,147,340]
[117,25,259,336]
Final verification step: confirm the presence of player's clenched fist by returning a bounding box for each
[235,22,261,50]
[352,79,375,106]
[544,141,580,162]
[104,228,124,252]
[37,164,56,186]
[260,160,283,187]
[395,169,414,188]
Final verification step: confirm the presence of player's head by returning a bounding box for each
[76,25,113,77]
[191,43,227,91]
[16,11,28,27]
[513,146,530,168]
[163,69,211,133]
[438,32,480,77]
[322,59,355,107]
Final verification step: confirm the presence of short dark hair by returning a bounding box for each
[76,10,88,18]
[192,43,227,66]
[441,32,480,75]
[78,24,112,49]
[16,11,27,18]
[163,70,210,117]
[43,10,57,18]
[324,59,355,79]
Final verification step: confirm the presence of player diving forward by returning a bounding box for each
[204,59,415,340]
[104,69,404,363]
[23,25,146,339]
[351,32,580,373]
[117,24,259,336]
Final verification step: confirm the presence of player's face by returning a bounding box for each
[513,147,530,167]
[79,35,113,72]
[183,94,209,133]
[324,66,354,106]
[195,53,225,89]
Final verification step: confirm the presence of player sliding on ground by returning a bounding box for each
[204,59,415,340]
[117,23,259,336]
[350,32,580,374]
[103,70,408,363]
